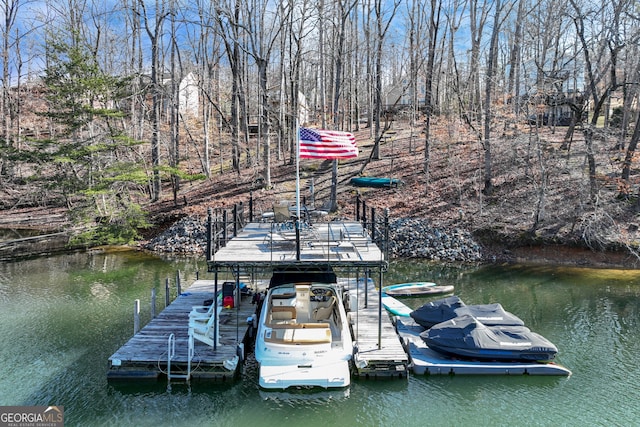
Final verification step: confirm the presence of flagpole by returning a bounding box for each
[295,119,301,222]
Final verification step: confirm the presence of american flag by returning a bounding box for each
[299,127,358,159]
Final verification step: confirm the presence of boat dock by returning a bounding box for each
[207,196,410,381]
[108,196,410,384]
[107,279,254,382]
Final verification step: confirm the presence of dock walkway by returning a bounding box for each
[348,279,409,379]
[108,280,254,382]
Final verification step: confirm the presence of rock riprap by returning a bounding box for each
[387,218,482,262]
[143,216,482,262]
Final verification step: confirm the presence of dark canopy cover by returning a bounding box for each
[410,296,525,329]
[420,314,558,362]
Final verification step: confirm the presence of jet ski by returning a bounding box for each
[410,295,525,329]
[420,314,558,362]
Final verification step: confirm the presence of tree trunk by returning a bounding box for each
[423,0,440,193]
[621,108,640,196]
[481,0,501,196]
[258,60,271,187]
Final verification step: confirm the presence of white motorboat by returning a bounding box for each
[254,275,354,389]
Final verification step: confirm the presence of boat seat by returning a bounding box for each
[271,306,297,323]
[313,297,336,321]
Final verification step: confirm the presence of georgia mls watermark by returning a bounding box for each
[0,406,64,427]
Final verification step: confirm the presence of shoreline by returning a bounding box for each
[1,212,637,270]
[480,242,638,269]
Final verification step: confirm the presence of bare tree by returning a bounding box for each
[371,0,400,160]
[328,0,357,212]
[468,0,490,120]
[0,0,26,176]
[138,0,169,202]
[243,0,289,188]
[215,0,252,172]
[423,0,441,192]
[568,0,625,202]
[405,0,426,151]
[480,0,507,196]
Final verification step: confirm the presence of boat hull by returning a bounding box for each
[259,360,351,389]
[255,281,354,389]
[382,282,454,297]
[350,177,400,188]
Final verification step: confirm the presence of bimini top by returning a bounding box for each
[268,265,337,288]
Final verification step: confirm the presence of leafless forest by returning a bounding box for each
[0,0,639,260]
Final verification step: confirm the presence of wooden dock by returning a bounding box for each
[108,280,255,382]
[348,279,409,379]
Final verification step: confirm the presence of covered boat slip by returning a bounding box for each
[207,199,409,383]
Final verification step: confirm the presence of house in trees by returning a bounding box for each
[177,72,199,118]
[158,72,200,119]
[522,71,585,126]
[382,78,424,118]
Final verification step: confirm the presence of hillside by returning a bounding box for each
[2,119,639,268]
[144,120,639,268]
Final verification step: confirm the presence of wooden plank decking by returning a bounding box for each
[210,222,385,268]
[108,280,255,382]
[348,279,409,379]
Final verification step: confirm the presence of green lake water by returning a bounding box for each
[1,251,639,426]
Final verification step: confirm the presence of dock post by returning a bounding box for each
[295,221,301,260]
[223,210,228,245]
[378,268,383,349]
[134,299,140,334]
[233,204,238,237]
[176,270,182,295]
[235,265,241,310]
[151,288,156,318]
[249,192,254,222]
[214,270,219,351]
[384,208,389,257]
[362,200,367,232]
[371,207,376,242]
[206,208,213,261]
[165,278,170,307]
[364,270,369,308]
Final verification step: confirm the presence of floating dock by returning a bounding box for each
[107,280,254,382]
[395,317,572,376]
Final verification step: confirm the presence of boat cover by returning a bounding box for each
[269,266,336,288]
[420,314,558,362]
[410,296,525,329]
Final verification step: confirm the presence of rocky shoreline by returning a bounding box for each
[142,216,484,263]
[387,218,481,262]
[140,215,639,269]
